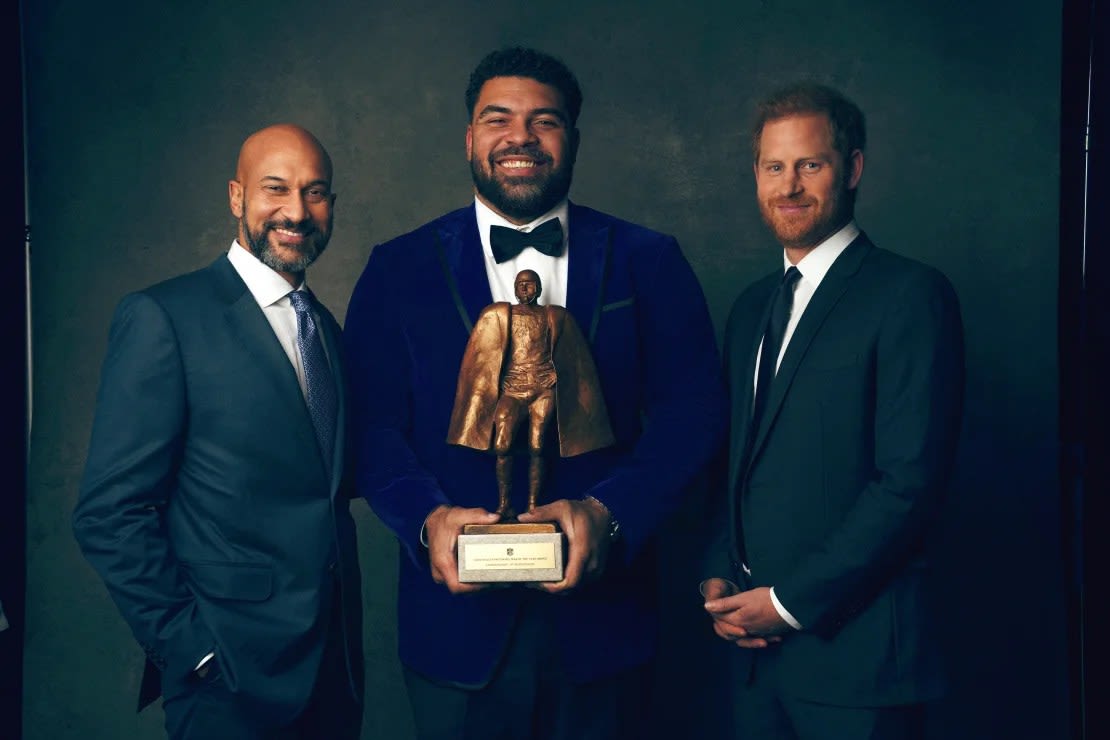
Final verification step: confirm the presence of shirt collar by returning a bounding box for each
[474,197,570,258]
[786,221,860,283]
[226,241,306,308]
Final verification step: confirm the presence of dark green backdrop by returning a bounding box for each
[22,1,1066,738]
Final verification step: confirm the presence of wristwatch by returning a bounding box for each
[585,495,621,541]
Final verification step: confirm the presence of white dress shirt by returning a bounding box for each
[227,240,320,400]
[752,220,860,630]
[474,197,570,305]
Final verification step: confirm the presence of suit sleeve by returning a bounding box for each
[582,237,729,564]
[72,292,214,679]
[699,296,752,588]
[775,269,965,636]
[344,247,449,567]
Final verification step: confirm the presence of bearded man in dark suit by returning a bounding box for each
[73,124,364,740]
[702,83,965,740]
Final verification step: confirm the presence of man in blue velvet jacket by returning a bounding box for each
[344,47,726,739]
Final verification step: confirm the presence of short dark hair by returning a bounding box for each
[751,82,866,164]
[465,47,583,127]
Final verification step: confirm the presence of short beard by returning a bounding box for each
[241,215,328,276]
[762,185,854,250]
[470,147,574,222]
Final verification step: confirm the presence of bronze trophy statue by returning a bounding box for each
[447,269,614,581]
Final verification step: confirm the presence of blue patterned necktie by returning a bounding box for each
[752,266,801,427]
[288,290,338,472]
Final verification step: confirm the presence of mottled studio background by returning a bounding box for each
[22,1,1065,738]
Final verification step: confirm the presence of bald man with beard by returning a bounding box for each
[74,124,364,739]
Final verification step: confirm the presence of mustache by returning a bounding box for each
[489,145,552,165]
[262,218,317,235]
[768,197,816,207]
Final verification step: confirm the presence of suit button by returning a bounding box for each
[327,561,337,573]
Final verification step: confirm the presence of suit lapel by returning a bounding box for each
[211,256,324,476]
[436,207,494,335]
[564,202,610,340]
[317,308,346,493]
[748,236,872,461]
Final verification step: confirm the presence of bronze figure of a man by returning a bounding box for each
[447,269,613,520]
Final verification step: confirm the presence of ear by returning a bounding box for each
[465,125,473,161]
[228,180,244,218]
[846,149,864,190]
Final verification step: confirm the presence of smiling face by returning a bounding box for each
[754,113,863,260]
[228,125,335,283]
[466,76,578,225]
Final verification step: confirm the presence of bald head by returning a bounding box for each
[235,124,333,183]
[229,124,336,285]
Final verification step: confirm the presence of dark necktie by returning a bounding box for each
[752,266,801,427]
[489,217,564,264]
[288,290,338,472]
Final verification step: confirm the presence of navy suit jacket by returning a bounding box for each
[705,234,964,706]
[344,202,727,686]
[73,254,363,722]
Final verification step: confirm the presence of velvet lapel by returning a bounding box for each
[564,202,610,339]
[748,235,872,464]
[210,255,322,474]
[435,207,494,335]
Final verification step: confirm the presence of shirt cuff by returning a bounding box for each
[769,587,803,630]
[195,652,215,671]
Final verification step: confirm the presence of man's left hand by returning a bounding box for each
[518,497,610,593]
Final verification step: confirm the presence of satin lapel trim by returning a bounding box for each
[749,237,872,461]
[437,208,493,336]
[565,203,609,336]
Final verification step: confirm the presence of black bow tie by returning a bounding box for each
[490,218,564,264]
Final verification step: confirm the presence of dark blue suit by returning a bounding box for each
[344,203,726,687]
[73,254,364,726]
[706,235,964,725]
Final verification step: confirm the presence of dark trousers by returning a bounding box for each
[163,591,361,740]
[731,652,925,740]
[404,593,652,740]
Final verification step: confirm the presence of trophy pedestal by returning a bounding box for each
[457,523,563,583]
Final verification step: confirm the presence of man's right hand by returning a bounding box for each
[701,578,783,649]
[424,504,500,594]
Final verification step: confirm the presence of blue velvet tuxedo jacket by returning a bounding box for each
[344,202,727,686]
[706,234,965,707]
[73,254,364,722]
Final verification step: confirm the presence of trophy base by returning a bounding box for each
[458,522,563,583]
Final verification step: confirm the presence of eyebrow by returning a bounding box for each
[759,153,832,165]
[260,175,331,188]
[477,105,567,124]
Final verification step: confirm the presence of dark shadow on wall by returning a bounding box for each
[2,1,27,737]
[1061,2,1109,740]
